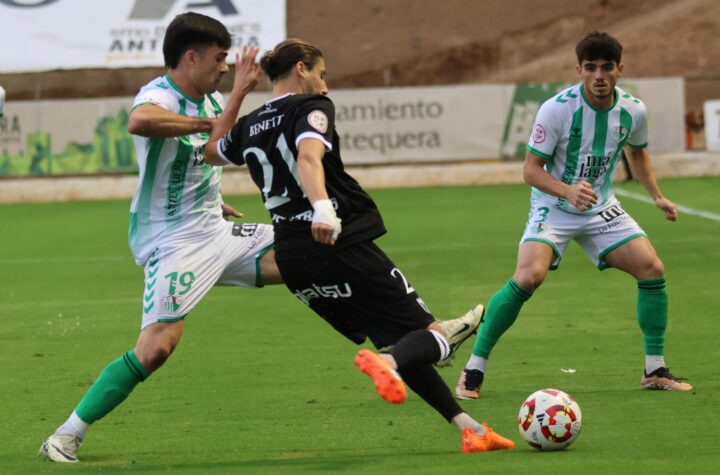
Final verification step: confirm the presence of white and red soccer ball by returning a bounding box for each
[518,388,582,450]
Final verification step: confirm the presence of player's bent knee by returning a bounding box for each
[642,259,665,280]
[514,269,546,292]
[136,345,174,372]
[135,336,179,372]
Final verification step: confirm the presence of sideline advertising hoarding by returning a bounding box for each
[0,0,285,73]
[0,80,684,176]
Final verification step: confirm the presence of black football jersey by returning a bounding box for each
[218,93,386,260]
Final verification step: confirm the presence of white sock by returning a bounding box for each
[451,412,484,434]
[429,329,451,362]
[645,355,665,374]
[466,354,488,373]
[55,411,89,440]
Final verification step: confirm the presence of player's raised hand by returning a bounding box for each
[232,46,261,96]
[566,181,598,211]
[655,196,678,221]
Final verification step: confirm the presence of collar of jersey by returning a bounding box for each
[164,74,206,105]
[579,84,619,112]
[266,92,295,105]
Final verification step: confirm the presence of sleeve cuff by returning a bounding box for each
[527,145,553,160]
[296,131,332,151]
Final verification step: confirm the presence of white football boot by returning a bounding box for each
[39,433,82,463]
[435,304,484,368]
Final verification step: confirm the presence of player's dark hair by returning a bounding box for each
[260,39,323,81]
[163,12,231,69]
[575,31,622,64]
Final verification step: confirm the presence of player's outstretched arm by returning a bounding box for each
[127,104,214,138]
[523,151,598,211]
[624,146,677,221]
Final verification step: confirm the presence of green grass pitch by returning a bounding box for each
[2,177,719,474]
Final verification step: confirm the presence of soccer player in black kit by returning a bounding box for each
[204,40,513,453]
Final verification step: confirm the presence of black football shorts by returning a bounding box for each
[277,240,435,348]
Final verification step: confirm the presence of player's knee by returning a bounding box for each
[640,258,665,280]
[514,269,545,292]
[136,342,176,372]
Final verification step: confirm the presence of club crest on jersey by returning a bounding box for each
[162,295,183,313]
[533,124,546,144]
[308,110,329,133]
[612,125,629,141]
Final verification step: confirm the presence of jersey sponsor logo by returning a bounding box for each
[599,214,630,234]
[578,154,612,179]
[232,223,259,237]
[533,124,546,144]
[293,283,352,305]
[166,159,188,217]
[231,223,267,251]
[271,210,312,223]
[308,110,329,134]
[598,204,626,222]
[258,104,278,116]
[271,198,339,223]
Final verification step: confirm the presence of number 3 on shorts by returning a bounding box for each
[534,206,550,223]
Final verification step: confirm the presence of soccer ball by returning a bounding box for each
[517,388,582,451]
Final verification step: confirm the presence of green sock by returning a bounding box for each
[637,277,667,356]
[75,350,151,424]
[472,279,532,358]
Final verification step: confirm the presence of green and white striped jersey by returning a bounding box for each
[129,75,225,265]
[527,83,648,214]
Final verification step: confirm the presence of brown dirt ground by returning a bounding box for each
[3,0,719,112]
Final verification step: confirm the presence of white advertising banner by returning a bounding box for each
[703,100,720,152]
[619,77,686,153]
[0,0,286,73]
[0,80,686,176]
[329,85,515,164]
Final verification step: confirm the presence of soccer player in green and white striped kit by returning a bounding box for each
[457,31,693,399]
[36,13,283,464]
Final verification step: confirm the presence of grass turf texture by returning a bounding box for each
[2,177,719,474]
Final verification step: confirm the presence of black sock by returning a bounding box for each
[399,364,464,422]
[387,329,442,369]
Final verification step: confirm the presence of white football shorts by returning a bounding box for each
[519,199,646,270]
[140,221,274,329]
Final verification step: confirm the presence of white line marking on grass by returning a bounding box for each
[615,188,720,222]
[0,255,129,265]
